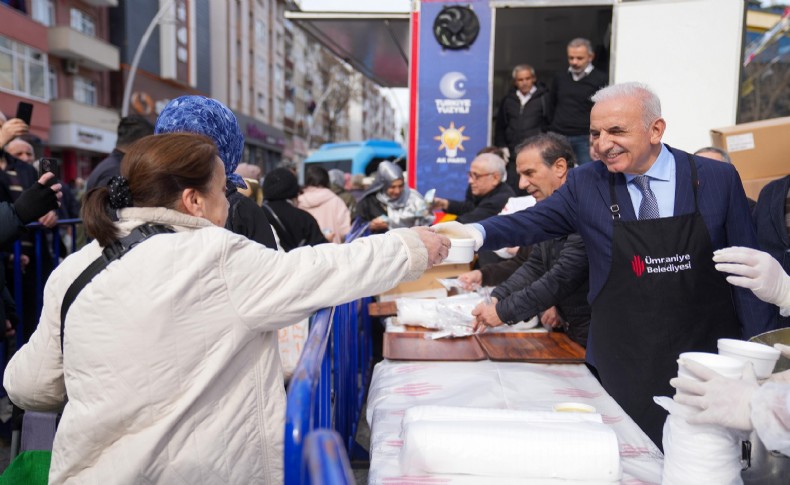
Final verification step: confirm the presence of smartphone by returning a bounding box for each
[15,102,33,125]
[38,158,61,179]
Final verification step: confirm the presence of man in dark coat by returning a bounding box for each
[495,64,550,194]
[548,38,608,165]
[432,153,514,224]
[471,133,590,347]
[753,174,790,329]
[86,116,154,191]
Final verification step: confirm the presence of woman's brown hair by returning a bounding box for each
[82,133,219,246]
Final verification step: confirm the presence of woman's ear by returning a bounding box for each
[179,187,205,218]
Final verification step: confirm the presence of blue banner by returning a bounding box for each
[415,0,492,200]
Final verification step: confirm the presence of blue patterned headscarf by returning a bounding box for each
[154,95,247,189]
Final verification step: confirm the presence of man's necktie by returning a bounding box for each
[632,175,660,220]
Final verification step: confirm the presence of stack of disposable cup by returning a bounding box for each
[657,352,746,485]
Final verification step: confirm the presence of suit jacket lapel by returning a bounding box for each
[671,147,695,216]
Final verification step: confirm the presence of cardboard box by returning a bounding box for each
[710,116,790,180]
[741,175,785,202]
[379,262,472,302]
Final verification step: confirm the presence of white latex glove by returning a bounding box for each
[431,221,484,251]
[768,343,790,384]
[501,147,511,162]
[670,359,758,431]
[713,246,790,310]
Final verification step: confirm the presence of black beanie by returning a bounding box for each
[263,168,300,201]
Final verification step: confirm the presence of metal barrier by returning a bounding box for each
[2,219,82,376]
[284,307,335,485]
[302,429,355,485]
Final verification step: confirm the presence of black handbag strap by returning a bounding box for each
[59,224,174,353]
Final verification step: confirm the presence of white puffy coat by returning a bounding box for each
[4,207,428,484]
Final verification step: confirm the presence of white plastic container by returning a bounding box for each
[444,238,475,263]
[717,338,780,379]
[677,352,745,380]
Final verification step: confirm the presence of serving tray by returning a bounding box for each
[383,333,487,361]
[475,332,586,363]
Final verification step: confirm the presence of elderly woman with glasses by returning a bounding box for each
[355,161,433,233]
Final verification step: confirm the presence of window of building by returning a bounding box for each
[257,93,266,115]
[0,35,49,101]
[31,0,55,26]
[70,8,96,37]
[73,76,96,105]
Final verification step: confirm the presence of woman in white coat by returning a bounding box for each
[3,133,449,484]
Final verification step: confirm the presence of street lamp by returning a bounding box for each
[121,0,176,117]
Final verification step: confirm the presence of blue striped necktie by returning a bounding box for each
[632,175,660,220]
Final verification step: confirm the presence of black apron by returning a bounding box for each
[591,153,741,448]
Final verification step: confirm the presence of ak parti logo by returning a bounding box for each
[631,255,646,277]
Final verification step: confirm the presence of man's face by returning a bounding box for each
[386,178,405,200]
[513,69,536,95]
[567,46,594,74]
[516,147,566,201]
[468,159,500,197]
[589,96,665,174]
[7,139,34,163]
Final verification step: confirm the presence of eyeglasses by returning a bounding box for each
[467,171,494,181]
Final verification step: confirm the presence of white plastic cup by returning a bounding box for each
[677,352,745,380]
[444,238,475,263]
[553,402,596,413]
[717,338,780,379]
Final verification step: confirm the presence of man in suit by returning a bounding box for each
[441,82,773,449]
[753,174,790,329]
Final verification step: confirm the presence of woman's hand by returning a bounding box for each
[411,226,450,267]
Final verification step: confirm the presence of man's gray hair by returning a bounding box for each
[591,82,662,130]
[511,64,535,79]
[475,152,507,182]
[567,38,593,54]
[694,146,732,164]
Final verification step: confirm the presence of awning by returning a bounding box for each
[284,11,410,88]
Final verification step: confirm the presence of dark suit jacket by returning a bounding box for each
[754,175,790,328]
[446,182,515,224]
[480,145,774,339]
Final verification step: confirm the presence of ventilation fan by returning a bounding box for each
[433,5,480,50]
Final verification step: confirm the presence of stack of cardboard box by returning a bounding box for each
[710,116,790,201]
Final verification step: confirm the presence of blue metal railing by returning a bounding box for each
[284,307,335,485]
[302,429,355,485]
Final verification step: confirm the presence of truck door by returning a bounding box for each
[612,0,745,151]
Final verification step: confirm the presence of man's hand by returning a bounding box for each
[38,210,58,229]
[12,173,61,224]
[431,197,450,211]
[0,118,29,147]
[432,221,484,250]
[471,297,502,332]
[670,359,758,431]
[713,247,790,309]
[457,270,483,291]
[540,306,563,329]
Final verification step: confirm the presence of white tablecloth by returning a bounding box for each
[366,360,664,484]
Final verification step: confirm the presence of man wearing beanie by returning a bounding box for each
[262,168,328,251]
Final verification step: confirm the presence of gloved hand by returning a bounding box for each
[670,359,758,431]
[768,343,790,384]
[713,246,790,309]
[13,175,60,224]
[431,221,484,250]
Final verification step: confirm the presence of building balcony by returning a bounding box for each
[50,99,119,133]
[82,0,118,6]
[47,26,119,71]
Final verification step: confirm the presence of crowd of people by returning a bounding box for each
[0,36,788,483]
